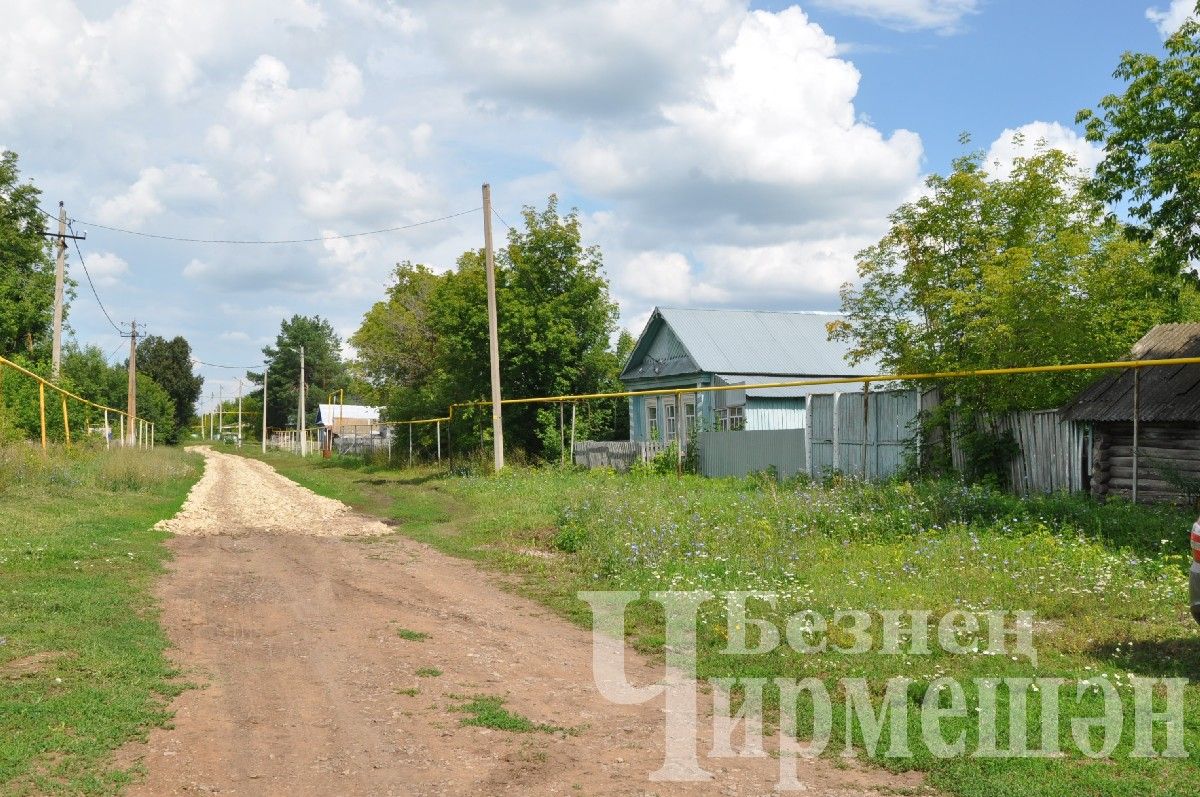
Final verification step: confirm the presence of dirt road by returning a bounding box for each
[125,447,929,796]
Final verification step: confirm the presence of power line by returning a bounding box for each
[65,207,482,245]
[191,358,262,370]
[492,207,512,230]
[67,220,125,336]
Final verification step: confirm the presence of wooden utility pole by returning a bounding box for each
[482,183,504,471]
[261,368,268,453]
[236,379,243,447]
[298,345,307,456]
[218,385,224,442]
[126,320,138,446]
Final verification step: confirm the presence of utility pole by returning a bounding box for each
[261,368,268,454]
[298,345,307,456]
[218,385,224,443]
[126,320,138,446]
[236,378,243,447]
[41,202,85,381]
[482,183,504,471]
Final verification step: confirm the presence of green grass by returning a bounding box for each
[455,695,567,734]
[0,444,203,796]
[396,628,429,641]
[395,687,420,697]
[416,667,443,678]
[236,450,1200,797]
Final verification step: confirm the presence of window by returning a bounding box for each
[665,402,677,440]
[646,402,659,441]
[685,401,696,430]
[729,405,745,431]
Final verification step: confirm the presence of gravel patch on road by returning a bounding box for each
[155,446,390,537]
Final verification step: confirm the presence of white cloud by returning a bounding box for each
[422,0,744,117]
[0,0,326,123]
[82,252,131,287]
[1147,0,1196,37]
[227,55,364,127]
[985,121,1103,180]
[809,0,980,33]
[91,164,220,227]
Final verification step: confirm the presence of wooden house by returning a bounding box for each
[1061,323,1200,504]
[620,307,879,443]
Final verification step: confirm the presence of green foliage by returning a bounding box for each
[0,446,201,792]
[0,150,58,360]
[136,336,204,442]
[1077,8,1200,276]
[350,196,629,460]
[454,695,567,734]
[249,315,349,430]
[833,147,1182,478]
[257,454,1200,797]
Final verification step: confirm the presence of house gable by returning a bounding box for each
[620,312,702,383]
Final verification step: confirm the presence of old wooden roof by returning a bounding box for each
[1060,323,1200,422]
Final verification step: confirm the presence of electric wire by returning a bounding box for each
[64,207,482,245]
[66,221,125,335]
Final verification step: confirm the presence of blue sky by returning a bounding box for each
[1,0,1190,411]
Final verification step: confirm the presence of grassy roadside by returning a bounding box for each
[237,447,1200,797]
[0,444,202,796]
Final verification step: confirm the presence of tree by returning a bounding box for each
[248,315,349,429]
[833,147,1181,474]
[425,196,619,456]
[350,262,441,415]
[1077,8,1200,276]
[136,335,204,442]
[0,150,58,359]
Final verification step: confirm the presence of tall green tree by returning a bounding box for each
[833,147,1180,418]
[350,261,441,416]
[0,150,58,359]
[426,196,619,456]
[136,335,203,442]
[1077,7,1200,276]
[248,315,349,429]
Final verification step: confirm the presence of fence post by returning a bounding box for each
[151,423,155,448]
[1132,366,1140,504]
[437,420,442,462]
[861,381,870,479]
[408,422,413,467]
[570,402,576,467]
[675,391,684,475]
[38,382,47,451]
[119,414,125,448]
[104,409,110,450]
[61,395,71,446]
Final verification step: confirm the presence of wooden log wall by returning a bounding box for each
[1090,422,1200,505]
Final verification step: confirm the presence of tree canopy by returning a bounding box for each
[136,335,204,441]
[249,315,349,429]
[833,146,1181,418]
[0,150,59,359]
[1077,8,1200,276]
[351,196,627,458]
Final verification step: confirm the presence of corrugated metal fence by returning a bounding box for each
[577,389,1089,495]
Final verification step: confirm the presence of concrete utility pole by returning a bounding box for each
[298,345,307,456]
[482,183,504,471]
[218,385,224,442]
[51,203,67,380]
[261,368,268,454]
[127,320,138,446]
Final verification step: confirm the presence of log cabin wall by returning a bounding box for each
[1090,421,1200,505]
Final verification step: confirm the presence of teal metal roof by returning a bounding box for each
[622,307,878,381]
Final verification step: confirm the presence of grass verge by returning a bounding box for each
[235,448,1200,797]
[0,444,202,796]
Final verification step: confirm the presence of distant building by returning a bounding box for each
[1062,323,1200,504]
[619,307,879,443]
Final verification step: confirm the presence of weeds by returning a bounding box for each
[416,667,443,678]
[397,628,429,641]
[454,695,568,734]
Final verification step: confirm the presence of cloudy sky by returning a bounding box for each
[1,0,1190,408]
